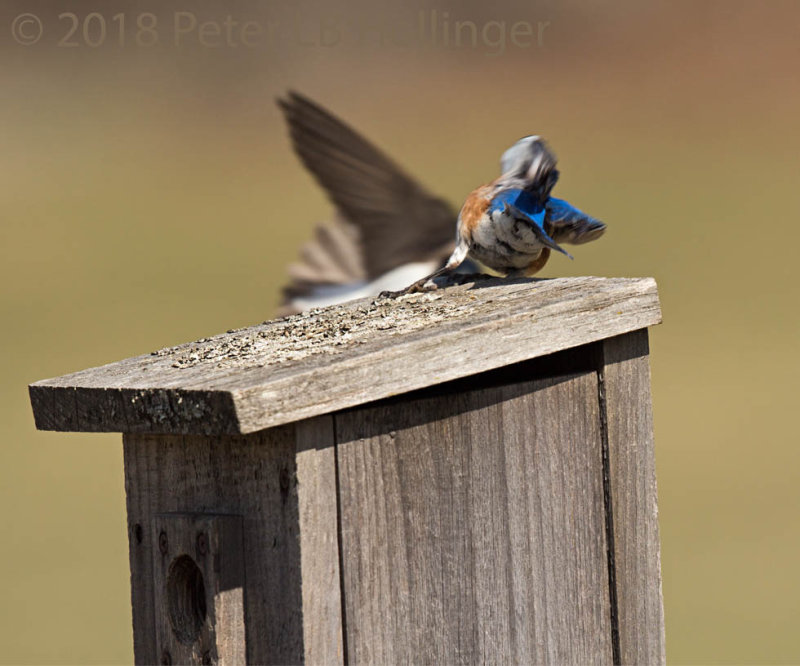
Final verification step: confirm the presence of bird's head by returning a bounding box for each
[500,135,559,192]
[500,135,540,175]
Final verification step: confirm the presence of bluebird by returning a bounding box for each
[406,135,606,291]
[276,92,604,313]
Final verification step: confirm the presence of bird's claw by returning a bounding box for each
[379,278,438,300]
[379,273,499,301]
[406,278,439,294]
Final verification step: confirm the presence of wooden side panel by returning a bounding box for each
[123,419,340,665]
[295,417,345,665]
[335,372,614,665]
[602,330,666,665]
[151,513,245,666]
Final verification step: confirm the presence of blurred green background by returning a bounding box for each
[1,0,798,662]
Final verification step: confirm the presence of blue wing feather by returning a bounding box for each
[488,189,606,258]
[504,202,573,258]
[545,197,606,245]
[489,189,546,226]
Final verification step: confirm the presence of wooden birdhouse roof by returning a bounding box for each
[29,277,661,436]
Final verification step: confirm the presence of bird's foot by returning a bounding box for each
[378,272,495,300]
[378,277,437,300]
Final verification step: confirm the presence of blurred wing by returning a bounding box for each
[278,213,367,316]
[545,197,607,245]
[278,91,457,278]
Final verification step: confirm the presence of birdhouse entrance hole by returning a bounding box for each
[166,554,207,645]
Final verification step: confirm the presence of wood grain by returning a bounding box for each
[124,423,338,665]
[295,417,344,665]
[30,277,661,435]
[335,371,614,664]
[601,331,666,665]
[150,513,245,665]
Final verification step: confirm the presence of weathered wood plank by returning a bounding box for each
[335,371,614,664]
[295,417,344,665]
[150,513,245,665]
[30,277,661,435]
[124,428,306,665]
[124,422,341,665]
[601,331,666,665]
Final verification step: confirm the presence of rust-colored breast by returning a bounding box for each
[459,185,492,238]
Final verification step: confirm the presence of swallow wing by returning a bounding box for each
[279,212,367,314]
[278,91,457,279]
[544,197,607,245]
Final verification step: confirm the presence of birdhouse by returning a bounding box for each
[29,276,664,665]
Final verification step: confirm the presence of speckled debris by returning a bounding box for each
[151,287,478,371]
